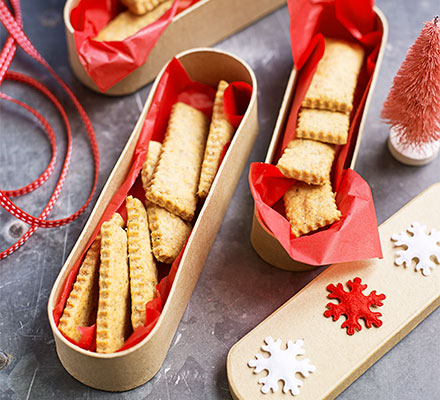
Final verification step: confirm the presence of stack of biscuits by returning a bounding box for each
[58,80,235,353]
[277,38,364,237]
[95,0,174,42]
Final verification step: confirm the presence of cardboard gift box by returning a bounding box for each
[47,48,258,391]
[64,0,286,95]
[250,6,388,272]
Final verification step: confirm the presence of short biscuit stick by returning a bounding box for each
[126,196,158,330]
[141,141,162,196]
[277,138,336,185]
[302,38,364,113]
[284,182,341,237]
[146,102,209,221]
[198,80,235,199]
[122,0,167,15]
[95,0,173,42]
[296,108,350,145]
[58,213,124,342]
[147,204,192,264]
[96,220,131,353]
[142,141,191,263]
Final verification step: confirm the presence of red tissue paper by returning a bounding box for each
[70,0,200,92]
[249,0,384,266]
[53,57,252,351]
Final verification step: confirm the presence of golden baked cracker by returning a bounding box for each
[146,102,210,221]
[58,213,124,342]
[121,0,168,15]
[141,141,162,197]
[276,139,336,185]
[147,204,192,264]
[126,196,158,330]
[284,182,341,237]
[296,108,349,145]
[96,220,130,353]
[95,0,173,42]
[198,80,235,199]
[302,38,364,113]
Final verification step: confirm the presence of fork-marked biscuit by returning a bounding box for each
[302,38,364,114]
[284,182,341,237]
[122,0,167,15]
[277,139,336,185]
[58,213,124,342]
[146,102,209,221]
[126,196,157,330]
[95,0,173,42]
[296,108,349,145]
[198,80,235,199]
[147,204,192,264]
[141,141,162,198]
[96,220,130,353]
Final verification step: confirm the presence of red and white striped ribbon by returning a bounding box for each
[0,0,99,259]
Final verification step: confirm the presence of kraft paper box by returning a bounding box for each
[64,0,286,95]
[48,48,258,391]
[250,7,389,272]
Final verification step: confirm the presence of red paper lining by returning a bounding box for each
[249,0,383,266]
[70,0,201,92]
[53,57,252,351]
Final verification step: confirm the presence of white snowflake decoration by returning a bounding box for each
[248,336,316,396]
[391,222,440,276]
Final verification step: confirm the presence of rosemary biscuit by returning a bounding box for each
[296,108,350,145]
[95,0,173,42]
[146,102,210,221]
[198,80,235,199]
[284,182,341,237]
[147,204,192,264]
[122,0,168,15]
[277,139,336,185]
[58,213,124,342]
[141,141,162,196]
[302,38,364,113]
[126,196,157,330]
[96,220,130,353]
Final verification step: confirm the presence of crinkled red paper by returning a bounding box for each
[53,57,252,351]
[249,0,384,266]
[70,0,200,92]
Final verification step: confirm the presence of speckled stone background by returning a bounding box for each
[0,1,439,399]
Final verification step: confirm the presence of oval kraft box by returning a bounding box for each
[64,0,286,96]
[47,48,258,391]
[250,7,389,272]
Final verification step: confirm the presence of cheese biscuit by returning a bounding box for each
[96,219,130,353]
[146,102,209,221]
[126,196,157,330]
[58,213,124,342]
[198,80,235,198]
[302,38,364,113]
[296,108,349,145]
[284,182,341,237]
[277,139,336,185]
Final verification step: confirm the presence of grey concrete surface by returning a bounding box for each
[0,1,439,399]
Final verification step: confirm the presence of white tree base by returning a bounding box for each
[388,128,440,166]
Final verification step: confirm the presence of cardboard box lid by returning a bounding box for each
[229,183,440,400]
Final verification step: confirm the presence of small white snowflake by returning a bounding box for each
[391,222,440,276]
[248,336,316,396]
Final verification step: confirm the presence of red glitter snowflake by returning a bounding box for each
[324,277,386,335]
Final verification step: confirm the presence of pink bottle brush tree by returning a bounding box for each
[382,16,440,165]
